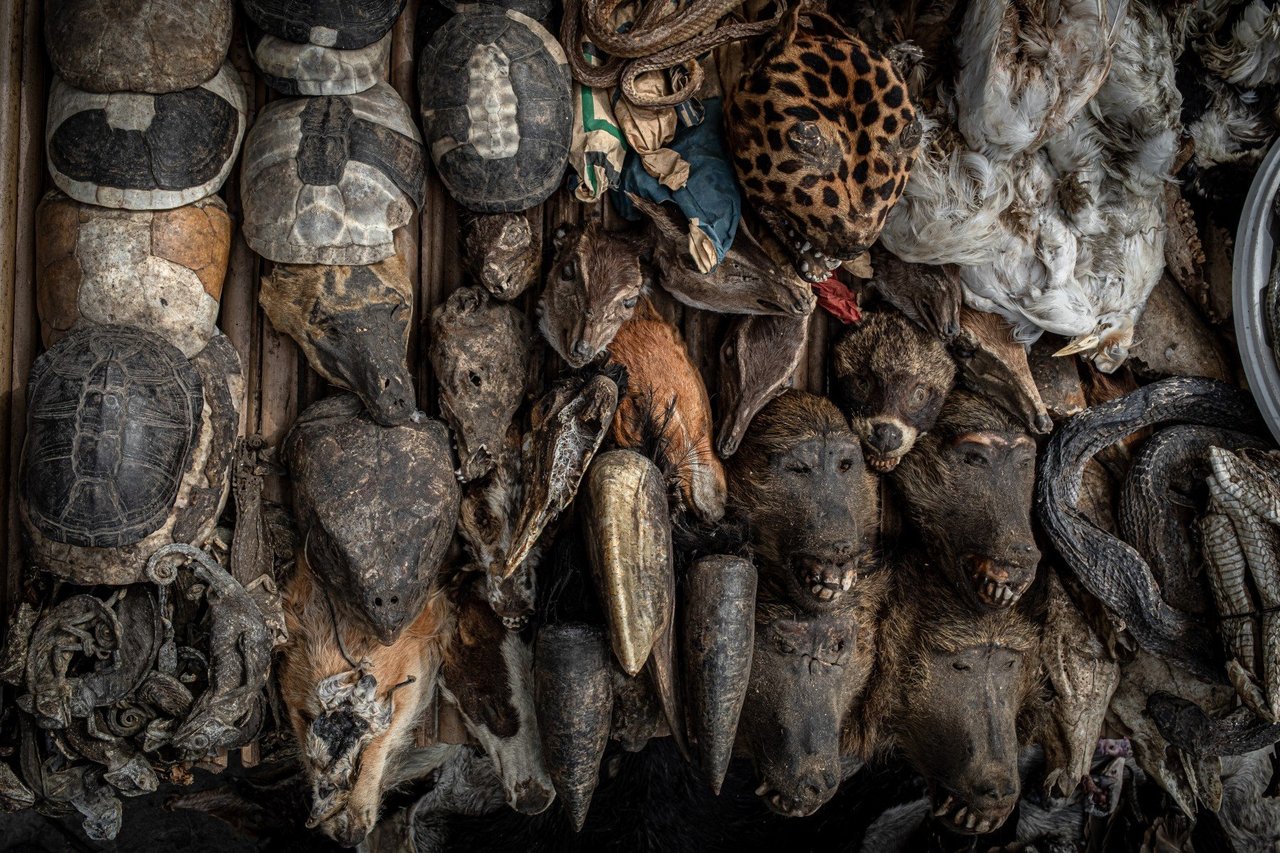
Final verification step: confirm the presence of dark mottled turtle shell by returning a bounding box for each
[24,325,203,549]
[242,0,406,49]
[46,65,247,210]
[419,7,572,213]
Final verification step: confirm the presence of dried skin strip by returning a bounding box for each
[1200,506,1268,718]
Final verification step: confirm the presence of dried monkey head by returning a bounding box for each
[892,391,1040,610]
[739,607,861,817]
[430,286,532,482]
[464,212,539,301]
[831,310,956,472]
[880,568,1040,836]
[728,391,877,613]
[285,395,460,645]
[260,256,416,426]
[716,313,809,458]
[538,223,645,368]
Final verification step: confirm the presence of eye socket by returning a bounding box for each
[723,343,736,362]
[777,640,797,654]
[622,296,638,309]
[838,459,853,473]
[833,640,844,652]
[964,451,988,467]
[909,386,928,409]
[560,261,576,280]
[787,121,826,157]
[952,662,972,672]
[786,463,812,475]
[469,372,482,388]
[1005,658,1016,670]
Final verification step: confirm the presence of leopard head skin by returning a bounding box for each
[727,8,920,283]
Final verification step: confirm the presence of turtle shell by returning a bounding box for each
[36,191,232,357]
[23,325,203,549]
[242,0,405,49]
[23,329,243,585]
[249,27,391,96]
[45,0,233,94]
[284,394,460,644]
[46,64,247,210]
[241,81,425,264]
[419,7,571,213]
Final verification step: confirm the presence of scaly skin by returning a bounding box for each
[1148,691,1280,757]
[1036,377,1263,679]
[1120,426,1266,615]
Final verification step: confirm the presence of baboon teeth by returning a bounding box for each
[755,783,769,797]
[974,818,993,834]
[933,796,954,817]
[952,806,967,826]
[964,812,978,830]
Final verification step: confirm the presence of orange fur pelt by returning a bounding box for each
[607,299,727,523]
[278,556,454,847]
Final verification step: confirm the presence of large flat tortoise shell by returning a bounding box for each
[419,7,571,213]
[24,324,204,549]
[46,64,247,210]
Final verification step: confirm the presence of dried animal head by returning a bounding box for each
[285,394,460,645]
[728,391,878,612]
[430,286,532,481]
[950,307,1052,435]
[629,194,814,317]
[738,604,864,817]
[869,252,963,341]
[716,312,809,458]
[607,302,726,522]
[831,310,956,472]
[893,390,1040,609]
[502,366,622,580]
[439,582,554,815]
[538,223,644,368]
[260,256,415,426]
[726,9,919,282]
[279,561,449,848]
[464,212,539,301]
[876,565,1041,837]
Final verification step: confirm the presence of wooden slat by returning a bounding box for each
[0,0,26,609]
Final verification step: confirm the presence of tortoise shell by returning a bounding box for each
[419,7,572,213]
[249,28,391,96]
[241,81,425,264]
[242,0,405,49]
[23,325,203,549]
[36,191,232,358]
[46,65,247,210]
[284,394,460,644]
[45,0,233,94]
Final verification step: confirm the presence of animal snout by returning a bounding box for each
[868,422,904,453]
[510,778,556,815]
[572,340,594,360]
[1001,538,1041,570]
[830,539,856,561]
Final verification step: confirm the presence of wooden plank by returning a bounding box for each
[0,0,25,606]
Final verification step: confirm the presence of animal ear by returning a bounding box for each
[756,3,803,65]
[552,223,577,253]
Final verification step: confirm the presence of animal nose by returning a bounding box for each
[511,779,556,815]
[973,776,1018,802]
[868,422,903,453]
[572,340,593,360]
[831,539,856,560]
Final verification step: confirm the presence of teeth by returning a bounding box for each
[799,261,811,273]
[814,250,825,259]
[933,796,953,817]
[799,241,812,252]
[953,806,967,826]
[825,257,842,270]
[841,573,853,591]
[811,583,825,596]
[975,819,992,834]
[755,783,769,797]
[965,812,978,830]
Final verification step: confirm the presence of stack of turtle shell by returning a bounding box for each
[31,0,247,583]
[13,2,275,840]
[240,0,426,426]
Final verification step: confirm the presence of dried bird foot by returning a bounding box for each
[534,624,613,831]
[1200,508,1260,683]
